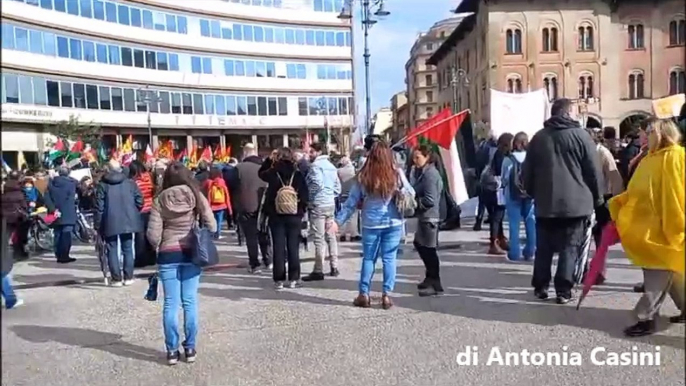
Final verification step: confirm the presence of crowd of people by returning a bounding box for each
[1,98,684,364]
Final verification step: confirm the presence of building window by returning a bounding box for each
[426,43,433,51]
[578,26,594,50]
[506,28,522,54]
[578,74,594,99]
[506,77,522,93]
[425,74,433,86]
[628,72,645,99]
[628,24,644,49]
[542,27,558,52]
[426,91,434,103]
[669,20,686,46]
[426,107,434,118]
[543,75,558,101]
[670,69,686,95]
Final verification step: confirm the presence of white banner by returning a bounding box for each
[490,89,550,139]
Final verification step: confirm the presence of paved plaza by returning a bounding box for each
[1,224,684,386]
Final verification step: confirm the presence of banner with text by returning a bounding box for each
[652,94,685,119]
[490,89,550,139]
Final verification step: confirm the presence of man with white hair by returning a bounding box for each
[94,159,144,286]
[235,143,272,273]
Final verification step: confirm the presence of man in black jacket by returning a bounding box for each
[522,98,604,304]
[94,160,143,287]
[44,167,78,263]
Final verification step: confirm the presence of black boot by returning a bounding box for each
[669,313,686,324]
[633,283,645,293]
[623,320,656,337]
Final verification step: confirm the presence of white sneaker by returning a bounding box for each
[111,281,123,287]
[274,282,284,290]
[289,281,302,289]
[123,279,135,286]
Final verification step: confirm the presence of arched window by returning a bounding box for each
[506,76,523,93]
[578,74,594,99]
[578,25,594,50]
[542,27,558,52]
[670,69,686,95]
[506,28,522,54]
[628,23,644,49]
[669,19,686,46]
[543,75,558,101]
[628,71,645,99]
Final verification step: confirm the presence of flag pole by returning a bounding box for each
[392,109,471,149]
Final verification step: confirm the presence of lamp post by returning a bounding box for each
[338,0,390,136]
[450,66,468,114]
[136,86,162,147]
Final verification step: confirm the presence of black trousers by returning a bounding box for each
[414,241,440,281]
[532,216,588,296]
[269,215,302,282]
[239,212,272,269]
[134,212,156,268]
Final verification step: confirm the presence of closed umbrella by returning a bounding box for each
[574,213,595,284]
[95,235,109,285]
[577,222,621,309]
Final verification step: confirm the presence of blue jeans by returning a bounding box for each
[359,225,403,295]
[53,225,73,261]
[1,274,18,308]
[158,262,202,352]
[213,210,224,238]
[106,233,134,282]
[505,198,536,261]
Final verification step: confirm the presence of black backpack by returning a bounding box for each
[508,155,529,200]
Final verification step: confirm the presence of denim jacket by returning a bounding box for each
[336,169,415,229]
[501,151,527,204]
[306,155,341,208]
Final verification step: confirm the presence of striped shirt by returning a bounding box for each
[135,172,154,213]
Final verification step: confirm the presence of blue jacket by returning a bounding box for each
[336,169,414,229]
[94,171,144,238]
[306,155,341,208]
[44,176,78,226]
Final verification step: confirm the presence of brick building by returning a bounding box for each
[428,0,686,137]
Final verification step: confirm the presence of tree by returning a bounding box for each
[44,115,102,149]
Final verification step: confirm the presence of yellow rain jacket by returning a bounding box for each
[609,145,685,276]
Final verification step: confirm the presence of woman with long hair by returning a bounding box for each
[501,132,535,261]
[259,147,309,290]
[129,160,156,268]
[331,141,415,309]
[484,133,513,255]
[609,119,685,337]
[147,162,217,365]
[411,145,444,296]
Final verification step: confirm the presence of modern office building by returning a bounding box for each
[1,0,354,165]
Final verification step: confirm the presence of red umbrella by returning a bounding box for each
[577,222,621,310]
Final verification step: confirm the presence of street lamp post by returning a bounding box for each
[136,86,162,148]
[450,66,468,114]
[338,0,390,136]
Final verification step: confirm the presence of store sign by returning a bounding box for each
[1,106,53,118]
[216,116,268,127]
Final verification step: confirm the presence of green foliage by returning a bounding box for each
[44,115,102,148]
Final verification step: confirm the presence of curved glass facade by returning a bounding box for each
[2,0,355,156]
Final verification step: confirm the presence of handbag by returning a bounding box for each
[189,198,219,268]
[144,273,159,301]
[394,169,417,218]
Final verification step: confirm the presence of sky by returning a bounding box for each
[352,0,459,120]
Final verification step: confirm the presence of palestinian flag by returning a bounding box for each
[176,148,188,166]
[66,140,85,161]
[48,138,67,162]
[404,109,473,205]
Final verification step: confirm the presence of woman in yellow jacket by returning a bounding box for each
[609,118,685,337]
